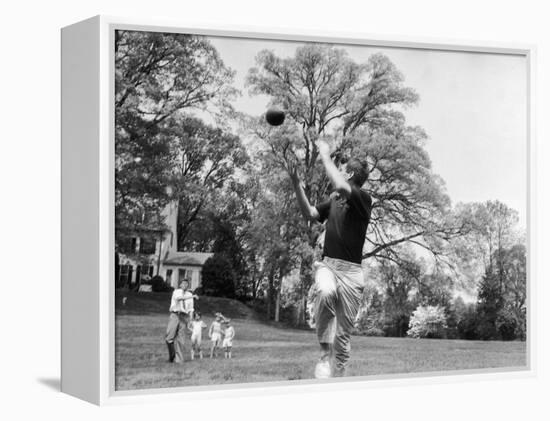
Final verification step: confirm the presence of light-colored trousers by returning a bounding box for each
[165,312,187,363]
[309,257,365,371]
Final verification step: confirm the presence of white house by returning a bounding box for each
[162,251,213,290]
[116,201,213,290]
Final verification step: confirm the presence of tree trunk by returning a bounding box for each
[274,290,281,322]
[296,299,304,326]
[250,262,257,300]
[302,295,308,326]
[297,254,314,326]
[156,232,163,276]
[266,266,275,320]
[274,267,284,322]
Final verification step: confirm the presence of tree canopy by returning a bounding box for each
[115,31,237,239]
[245,45,463,271]
[114,35,526,337]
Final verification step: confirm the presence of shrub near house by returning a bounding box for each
[151,275,172,293]
[201,253,236,298]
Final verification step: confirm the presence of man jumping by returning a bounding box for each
[289,139,372,379]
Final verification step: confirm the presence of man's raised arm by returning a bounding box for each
[289,167,320,222]
[316,139,352,199]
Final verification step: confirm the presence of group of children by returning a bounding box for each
[190,312,235,359]
[165,279,236,363]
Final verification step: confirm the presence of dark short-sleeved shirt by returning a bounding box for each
[315,185,372,264]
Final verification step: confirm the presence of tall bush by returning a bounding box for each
[407,305,448,339]
[201,253,236,298]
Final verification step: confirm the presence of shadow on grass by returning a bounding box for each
[115,291,261,320]
[37,377,60,392]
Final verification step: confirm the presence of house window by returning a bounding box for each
[139,237,156,254]
[119,265,132,285]
[178,269,189,284]
[138,265,155,281]
[119,238,137,254]
[166,269,173,285]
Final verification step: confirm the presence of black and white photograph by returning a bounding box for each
[114,29,528,391]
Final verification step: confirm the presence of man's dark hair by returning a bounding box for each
[346,157,369,187]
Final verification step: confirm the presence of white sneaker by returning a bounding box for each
[314,357,332,379]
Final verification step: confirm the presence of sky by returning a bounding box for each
[207,36,528,227]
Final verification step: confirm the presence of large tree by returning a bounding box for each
[245,45,462,277]
[114,30,237,243]
[476,243,526,340]
[181,176,256,297]
[499,244,527,340]
[452,200,520,288]
[243,160,311,320]
[162,116,248,249]
[378,258,420,337]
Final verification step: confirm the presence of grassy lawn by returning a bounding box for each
[115,291,527,391]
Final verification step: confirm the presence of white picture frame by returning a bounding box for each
[61,15,536,405]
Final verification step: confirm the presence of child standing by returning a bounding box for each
[209,313,224,358]
[222,319,235,359]
[188,312,207,360]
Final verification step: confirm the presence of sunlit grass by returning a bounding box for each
[115,292,526,391]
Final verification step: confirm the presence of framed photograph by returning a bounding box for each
[61,16,535,405]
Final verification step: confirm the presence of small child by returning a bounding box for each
[188,312,207,360]
[209,313,224,358]
[222,319,235,359]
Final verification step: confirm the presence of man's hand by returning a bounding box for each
[315,137,352,198]
[287,161,300,184]
[315,139,331,158]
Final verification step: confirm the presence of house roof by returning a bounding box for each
[163,251,213,267]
